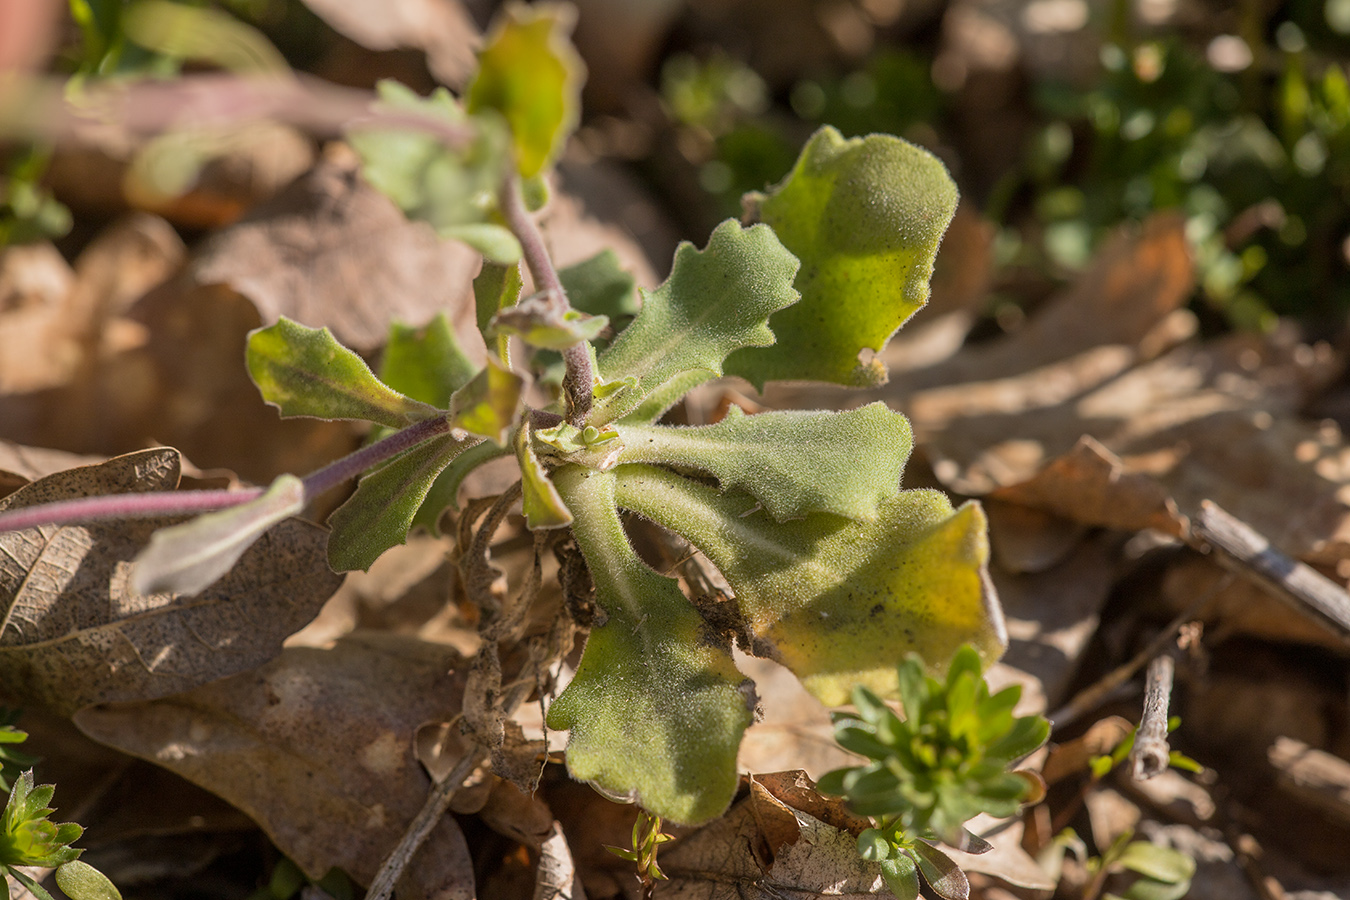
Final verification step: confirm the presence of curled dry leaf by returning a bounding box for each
[74,633,476,897]
[299,0,481,89]
[0,448,340,715]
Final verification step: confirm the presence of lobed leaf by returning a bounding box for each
[546,466,754,825]
[131,474,305,597]
[613,465,1006,706]
[725,126,959,388]
[247,317,438,427]
[465,3,585,178]
[327,434,475,572]
[380,313,479,409]
[591,220,800,425]
[615,403,911,521]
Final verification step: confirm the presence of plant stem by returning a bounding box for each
[499,176,593,425]
[301,414,452,498]
[0,415,452,534]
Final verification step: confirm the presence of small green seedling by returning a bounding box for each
[604,810,674,898]
[818,647,1050,900]
[1088,716,1202,781]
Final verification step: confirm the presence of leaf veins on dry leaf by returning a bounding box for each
[0,447,340,715]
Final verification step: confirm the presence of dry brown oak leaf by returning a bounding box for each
[0,447,340,715]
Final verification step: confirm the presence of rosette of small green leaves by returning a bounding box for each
[818,645,1049,897]
[0,771,121,900]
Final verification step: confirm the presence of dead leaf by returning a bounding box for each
[189,143,487,356]
[298,0,481,89]
[0,448,341,714]
[0,442,107,499]
[655,798,886,899]
[989,437,1186,538]
[74,632,475,896]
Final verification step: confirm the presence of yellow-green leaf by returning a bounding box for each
[613,464,1006,707]
[380,313,478,409]
[466,3,585,178]
[725,126,959,388]
[449,356,525,445]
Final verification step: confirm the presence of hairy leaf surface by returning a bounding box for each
[465,4,585,178]
[613,465,1005,707]
[591,220,799,425]
[327,434,473,572]
[547,466,754,825]
[0,450,338,715]
[725,126,959,388]
[615,403,911,521]
[132,474,305,596]
[247,317,437,427]
[410,440,510,536]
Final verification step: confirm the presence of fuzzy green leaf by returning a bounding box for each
[613,465,1006,707]
[516,423,572,529]
[327,434,472,572]
[381,313,479,408]
[247,317,438,427]
[131,474,305,596]
[410,440,511,535]
[349,81,515,255]
[55,861,122,900]
[725,126,959,388]
[449,356,525,445]
[591,220,800,425]
[465,3,585,178]
[546,466,754,825]
[615,402,911,521]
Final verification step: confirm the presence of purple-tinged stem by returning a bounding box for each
[0,414,453,534]
[500,176,593,426]
[301,414,452,497]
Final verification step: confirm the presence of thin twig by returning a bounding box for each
[363,745,489,900]
[499,177,593,425]
[1191,500,1350,641]
[1129,653,1175,780]
[1048,572,1231,730]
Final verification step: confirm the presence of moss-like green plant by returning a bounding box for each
[818,647,1049,900]
[0,3,1008,828]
